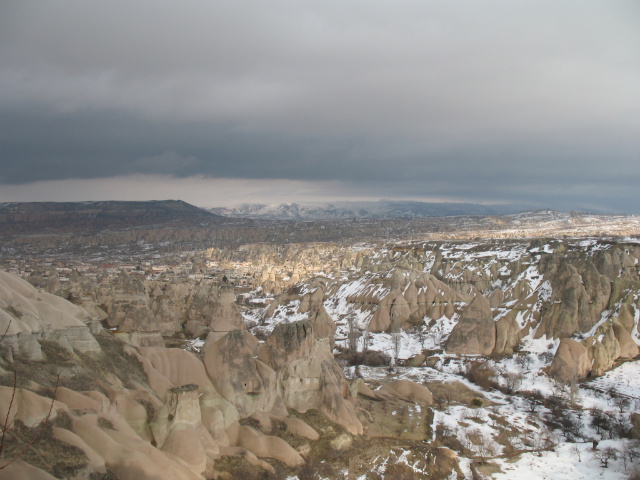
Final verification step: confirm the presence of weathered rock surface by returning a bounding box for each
[0,269,101,361]
[203,330,285,418]
[260,320,363,435]
[106,271,164,347]
[549,338,591,380]
[445,294,496,355]
[186,284,245,337]
[226,422,304,467]
[376,379,434,405]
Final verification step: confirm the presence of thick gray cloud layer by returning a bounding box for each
[1,1,639,212]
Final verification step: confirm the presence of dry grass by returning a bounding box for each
[0,419,87,478]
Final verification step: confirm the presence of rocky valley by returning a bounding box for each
[1,201,639,480]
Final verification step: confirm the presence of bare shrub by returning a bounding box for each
[521,390,544,414]
[503,371,523,393]
[595,446,619,468]
[591,407,615,439]
[384,463,415,480]
[338,350,391,367]
[465,360,497,390]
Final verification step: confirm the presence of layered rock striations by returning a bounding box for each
[0,270,101,361]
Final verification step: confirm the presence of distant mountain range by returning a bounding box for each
[208,200,534,220]
[0,200,226,235]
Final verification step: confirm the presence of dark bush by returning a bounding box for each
[337,350,391,367]
[464,360,497,389]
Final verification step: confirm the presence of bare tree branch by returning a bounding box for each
[0,374,60,470]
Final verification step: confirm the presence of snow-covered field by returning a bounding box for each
[493,440,634,480]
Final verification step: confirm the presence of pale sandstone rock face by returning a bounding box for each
[445,294,495,355]
[280,337,363,435]
[139,347,217,396]
[185,283,244,337]
[55,387,103,414]
[537,255,614,339]
[106,271,164,347]
[298,284,325,314]
[135,347,238,445]
[100,385,153,442]
[226,422,304,467]
[351,378,377,400]
[0,385,68,428]
[259,320,363,435]
[615,302,636,334]
[208,286,245,333]
[583,319,637,377]
[67,271,109,324]
[0,270,101,361]
[376,379,434,405]
[203,330,285,418]
[613,323,639,358]
[307,304,337,347]
[52,427,107,475]
[160,385,220,475]
[405,353,426,367]
[493,315,521,355]
[272,415,320,441]
[45,267,61,295]
[71,414,206,480]
[148,295,182,336]
[588,340,613,377]
[489,289,504,308]
[0,459,58,479]
[368,306,391,333]
[258,321,315,371]
[549,338,591,380]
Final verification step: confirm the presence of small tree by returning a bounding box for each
[523,390,544,414]
[590,407,613,438]
[361,328,370,354]
[612,395,631,415]
[390,323,402,364]
[571,443,582,462]
[503,371,523,393]
[346,309,358,354]
[595,446,618,468]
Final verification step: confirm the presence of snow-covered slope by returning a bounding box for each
[209,200,529,220]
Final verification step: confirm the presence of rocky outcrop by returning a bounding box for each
[375,379,434,405]
[0,269,101,361]
[161,385,219,475]
[107,271,164,347]
[445,294,496,355]
[493,315,521,355]
[226,422,304,467]
[203,330,285,418]
[548,338,591,380]
[259,320,363,435]
[185,283,244,337]
[583,319,639,376]
[280,336,362,435]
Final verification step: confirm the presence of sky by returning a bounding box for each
[1,1,639,212]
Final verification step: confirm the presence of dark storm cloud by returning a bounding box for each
[1,1,639,212]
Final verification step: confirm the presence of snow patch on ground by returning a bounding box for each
[493,440,630,480]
